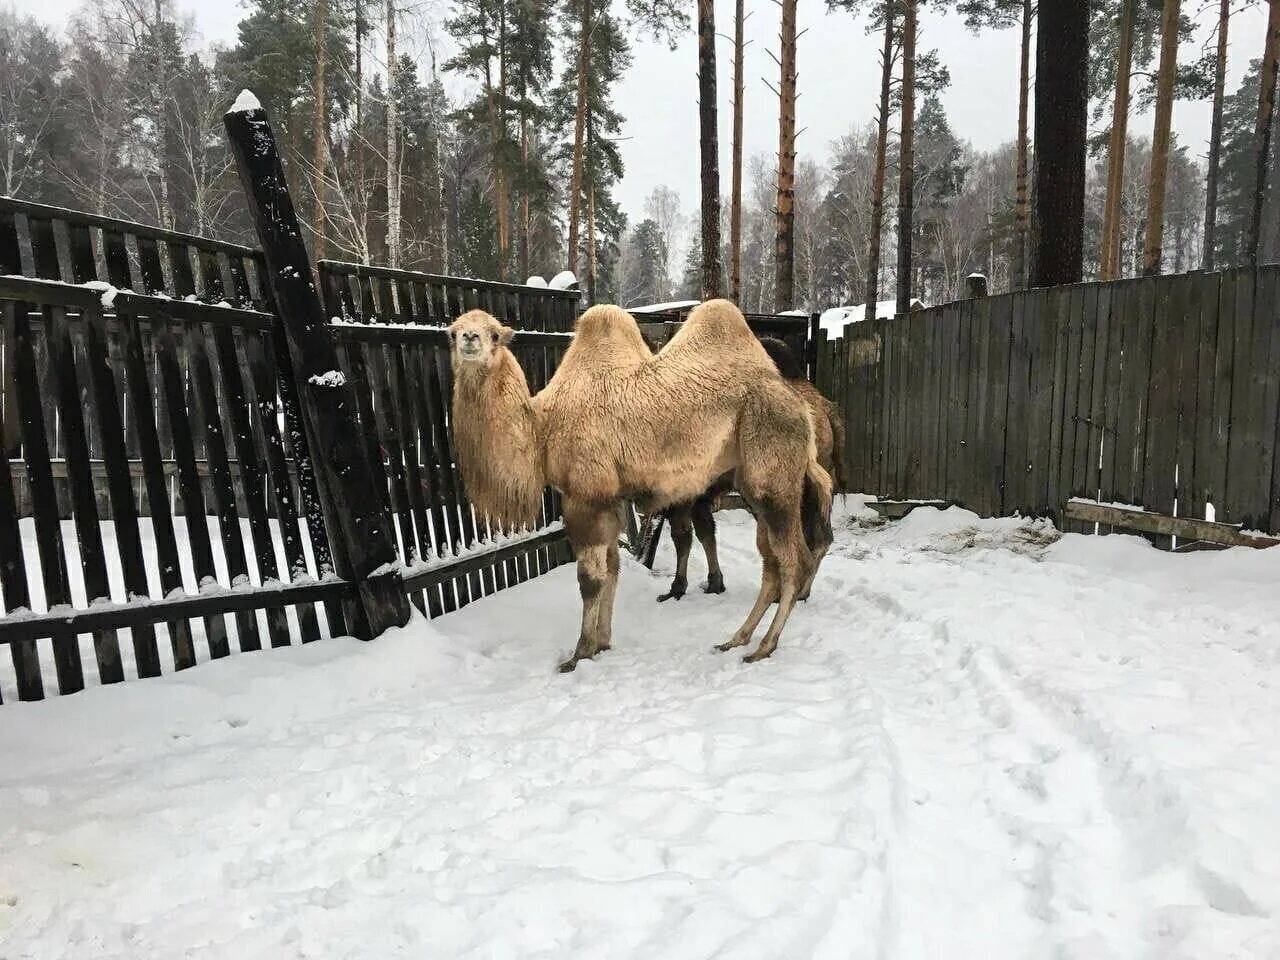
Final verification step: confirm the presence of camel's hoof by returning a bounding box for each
[703,573,726,595]
[742,646,776,664]
[558,658,579,673]
[657,575,687,603]
[715,637,747,653]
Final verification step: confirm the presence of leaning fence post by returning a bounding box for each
[223,90,409,640]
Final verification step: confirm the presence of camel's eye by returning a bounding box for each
[491,331,500,343]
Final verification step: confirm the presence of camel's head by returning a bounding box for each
[448,310,514,372]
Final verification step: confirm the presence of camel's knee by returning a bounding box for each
[691,499,716,540]
[668,507,694,552]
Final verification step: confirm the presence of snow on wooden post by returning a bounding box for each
[966,273,989,299]
[223,90,409,641]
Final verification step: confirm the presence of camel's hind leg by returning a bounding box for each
[797,476,834,602]
[691,497,725,594]
[559,497,623,673]
[741,503,811,662]
[658,503,693,602]
[716,520,779,652]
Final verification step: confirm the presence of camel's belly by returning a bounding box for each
[542,418,737,509]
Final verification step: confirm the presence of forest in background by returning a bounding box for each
[0,0,1275,314]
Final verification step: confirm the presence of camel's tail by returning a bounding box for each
[801,450,834,554]
[827,400,847,495]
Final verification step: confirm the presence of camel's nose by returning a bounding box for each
[461,331,480,347]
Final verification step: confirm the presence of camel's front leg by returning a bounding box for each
[658,503,694,601]
[691,497,725,594]
[558,498,623,672]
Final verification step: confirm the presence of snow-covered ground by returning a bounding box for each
[2,503,1279,958]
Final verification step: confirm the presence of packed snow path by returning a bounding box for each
[2,505,1278,958]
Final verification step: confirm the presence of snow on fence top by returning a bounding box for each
[229,89,261,113]
[819,298,926,338]
[629,300,699,314]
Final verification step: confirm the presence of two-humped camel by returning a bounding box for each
[657,336,845,603]
[448,299,833,671]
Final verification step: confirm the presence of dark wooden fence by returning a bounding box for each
[627,304,817,377]
[320,260,579,332]
[815,265,1280,538]
[0,105,580,703]
[320,261,576,620]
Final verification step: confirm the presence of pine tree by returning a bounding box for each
[774,0,798,312]
[1031,0,1088,286]
[696,0,721,299]
[1142,0,1181,275]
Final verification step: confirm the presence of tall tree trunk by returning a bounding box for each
[729,0,745,302]
[385,0,401,268]
[1247,0,1280,266]
[587,181,597,302]
[697,0,722,300]
[1143,0,1180,276]
[431,48,447,273]
[866,2,893,320]
[1100,0,1135,281]
[1030,0,1088,287]
[895,0,917,315]
[1012,0,1032,290]
[153,0,173,231]
[354,0,367,263]
[567,0,591,274]
[496,2,510,277]
[1203,0,1230,270]
[312,0,328,260]
[483,49,507,277]
[774,0,797,312]
[520,112,531,281]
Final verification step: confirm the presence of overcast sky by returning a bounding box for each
[12,0,1273,234]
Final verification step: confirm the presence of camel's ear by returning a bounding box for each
[498,325,515,345]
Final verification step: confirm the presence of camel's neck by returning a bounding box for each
[451,349,546,531]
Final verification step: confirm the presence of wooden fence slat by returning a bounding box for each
[983,292,1013,517]
[1172,273,1198,522]
[1141,274,1186,547]
[45,304,124,685]
[186,321,260,653]
[945,302,968,505]
[365,341,418,568]
[405,345,454,611]
[118,309,198,668]
[9,300,82,694]
[1189,272,1225,524]
[213,325,291,648]
[244,329,321,643]
[413,343,464,607]
[0,442,43,699]
[150,312,230,658]
[1048,285,1082,525]
[402,347,448,613]
[1224,268,1260,525]
[1002,291,1032,515]
[1029,286,1063,517]
[1096,281,1126,517]
[1066,284,1101,532]
[390,344,436,566]
[1258,266,1280,534]
[1114,278,1157,509]
[963,298,987,513]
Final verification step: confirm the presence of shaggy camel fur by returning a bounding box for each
[657,336,845,604]
[448,299,833,671]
